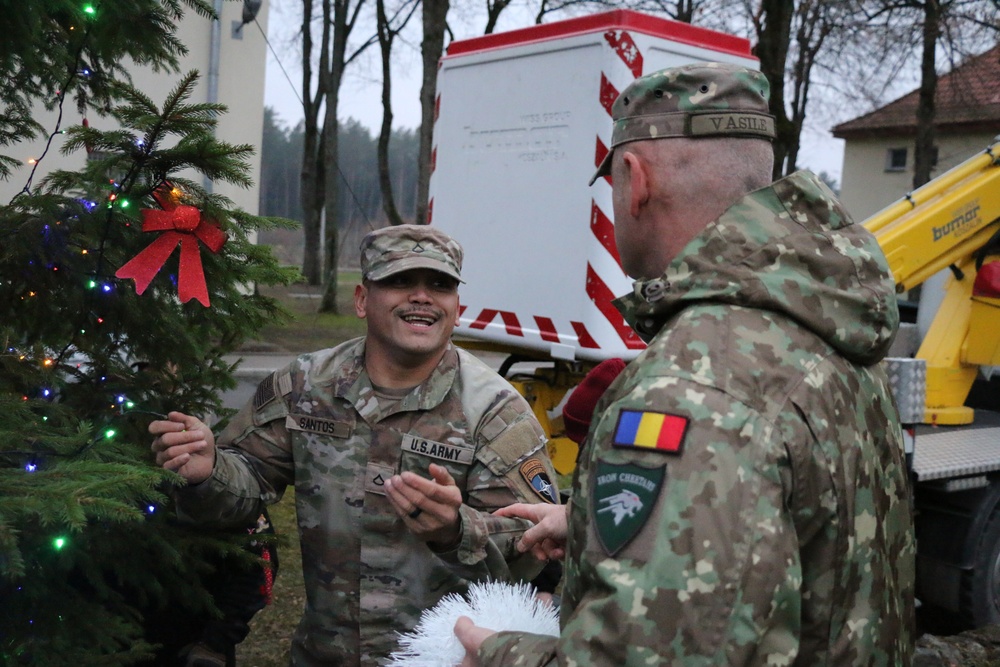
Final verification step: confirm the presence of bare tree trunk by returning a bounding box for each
[784,0,838,174]
[301,128,324,283]
[913,0,940,188]
[319,96,341,311]
[752,0,795,179]
[300,0,330,285]
[484,0,513,34]
[320,0,347,313]
[415,0,449,225]
[376,0,418,226]
[674,0,696,22]
[319,0,378,312]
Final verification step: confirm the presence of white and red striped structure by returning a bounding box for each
[429,10,757,362]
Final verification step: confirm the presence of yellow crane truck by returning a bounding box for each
[867,138,1000,627]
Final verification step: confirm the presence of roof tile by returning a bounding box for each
[833,45,1000,137]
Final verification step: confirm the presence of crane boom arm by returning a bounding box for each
[864,140,1000,293]
[863,139,1000,425]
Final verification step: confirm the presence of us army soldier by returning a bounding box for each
[456,63,915,666]
[151,224,559,666]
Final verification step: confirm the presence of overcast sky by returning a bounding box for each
[260,2,853,183]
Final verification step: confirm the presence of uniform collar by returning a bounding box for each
[341,341,460,422]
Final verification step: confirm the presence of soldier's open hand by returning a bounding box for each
[385,463,463,548]
[149,411,215,484]
[493,502,569,561]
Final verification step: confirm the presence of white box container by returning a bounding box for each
[430,10,759,362]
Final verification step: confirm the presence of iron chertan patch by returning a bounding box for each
[593,460,665,555]
[519,458,559,503]
[612,409,688,454]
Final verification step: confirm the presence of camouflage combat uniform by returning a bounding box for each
[479,171,916,665]
[173,338,559,665]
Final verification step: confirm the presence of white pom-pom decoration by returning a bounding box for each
[385,580,560,667]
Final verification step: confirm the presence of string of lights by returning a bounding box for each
[12,3,98,201]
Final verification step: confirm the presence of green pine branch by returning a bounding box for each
[1,4,300,662]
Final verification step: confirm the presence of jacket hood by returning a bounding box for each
[615,171,898,365]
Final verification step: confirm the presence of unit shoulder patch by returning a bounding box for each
[519,458,558,503]
[593,460,665,555]
[612,409,688,454]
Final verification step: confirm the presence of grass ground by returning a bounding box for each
[249,274,367,354]
[234,497,301,666]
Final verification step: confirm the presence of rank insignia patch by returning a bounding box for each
[520,458,559,504]
[613,409,688,454]
[593,461,665,555]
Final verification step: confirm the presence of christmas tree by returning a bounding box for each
[0,1,297,663]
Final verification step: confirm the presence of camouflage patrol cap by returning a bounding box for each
[590,62,775,185]
[360,224,464,282]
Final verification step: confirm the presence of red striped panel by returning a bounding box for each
[570,321,600,349]
[499,310,523,336]
[534,316,561,343]
[469,309,498,330]
[444,10,753,61]
[604,30,643,78]
[586,264,645,349]
[468,309,524,337]
[590,200,621,266]
[600,73,619,116]
[595,136,609,170]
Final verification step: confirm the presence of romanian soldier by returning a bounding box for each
[456,62,916,666]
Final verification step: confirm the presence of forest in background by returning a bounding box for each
[257,106,419,268]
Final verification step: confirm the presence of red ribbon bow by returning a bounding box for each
[116,185,227,307]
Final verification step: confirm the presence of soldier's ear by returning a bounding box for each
[354,284,368,319]
[622,150,649,218]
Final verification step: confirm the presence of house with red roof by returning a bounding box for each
[833,45,1000,220]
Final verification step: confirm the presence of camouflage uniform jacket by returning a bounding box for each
[173,339,559,666]
[480,171,916,665]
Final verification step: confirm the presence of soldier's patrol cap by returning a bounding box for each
[360,224,464,283]
[590,62,776,186]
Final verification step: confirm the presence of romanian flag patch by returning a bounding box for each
[612,410,688,454]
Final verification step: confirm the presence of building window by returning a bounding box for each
[885,147,907,172]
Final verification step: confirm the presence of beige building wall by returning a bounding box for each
[838,131,998,222]
[1,1,269,215]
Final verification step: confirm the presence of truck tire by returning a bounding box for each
[961,484,1000,627]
